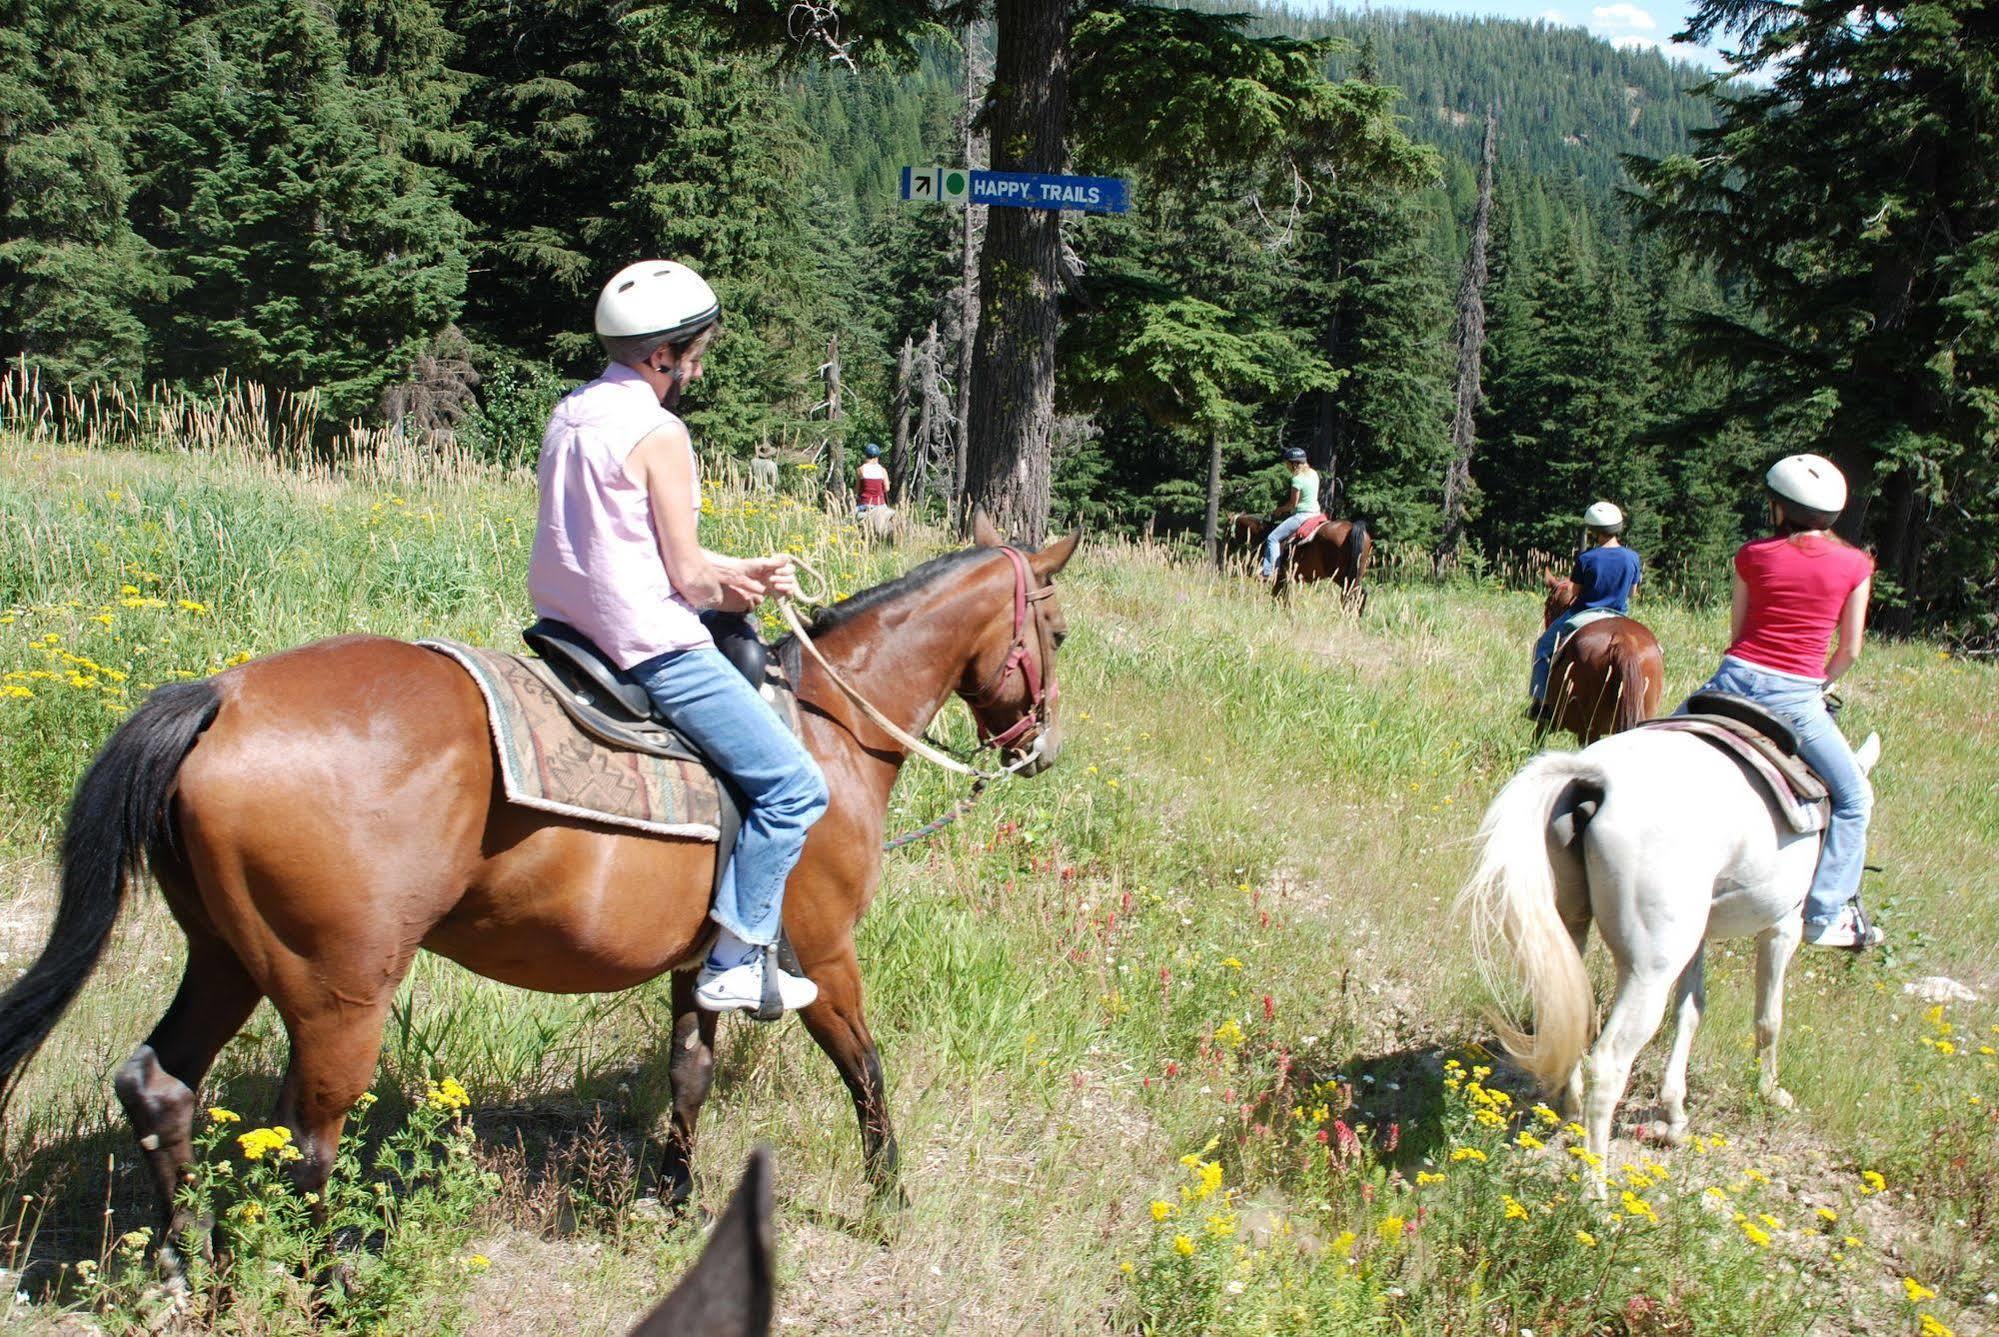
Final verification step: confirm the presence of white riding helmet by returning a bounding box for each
[1765,453,1847,514]
[1582,500,1624,530]
[594,260,721,342]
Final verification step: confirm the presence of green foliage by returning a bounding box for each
[81,1084,492,1333]
[130,0,469,420]
[1630,0,1999,634]
[0,0,168,385]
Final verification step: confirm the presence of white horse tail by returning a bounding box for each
[1456,751,1598,1092]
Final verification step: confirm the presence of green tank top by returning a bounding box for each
[1293,470,1321,515]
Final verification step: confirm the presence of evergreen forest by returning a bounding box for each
[2,0,1994,640]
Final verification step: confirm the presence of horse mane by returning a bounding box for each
[780,547,990,644]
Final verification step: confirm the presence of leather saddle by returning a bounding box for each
[1637,691,1828,834]
[521,616,777,909]
[1292,513,1330,544]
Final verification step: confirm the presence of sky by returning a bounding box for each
[1300,0,1727,69]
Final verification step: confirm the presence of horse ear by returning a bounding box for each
[1544,571,1561,590]
[1032,526,1082,578]
[629,1146,775,1336]
[970,508,1004,548]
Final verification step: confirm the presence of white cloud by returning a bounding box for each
[1591,2,1658,30]
[1541,8,1567,21]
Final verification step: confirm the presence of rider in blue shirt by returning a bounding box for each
[1529,501,1641,717]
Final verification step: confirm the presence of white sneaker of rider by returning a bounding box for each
[695,956,820,1013]
[1803,903,1884,950]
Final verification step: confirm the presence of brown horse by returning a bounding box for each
[1539,574,1664,744]
[1225,513,1373,610]
[0,515,1076,1269]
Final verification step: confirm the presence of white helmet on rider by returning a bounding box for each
[1582,500,1625,533]
[1765,453,1847,516]
[595,260,721,353]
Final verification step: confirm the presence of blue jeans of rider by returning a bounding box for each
[1529,610,1585,702]
[630,644,829,947]
[1690,655,1871,928]
[1261,513,1313,577]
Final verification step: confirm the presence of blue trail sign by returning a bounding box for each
[900,167,1130,214]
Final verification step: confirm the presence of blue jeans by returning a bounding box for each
[1688,656,1871,927]
[1261,512,1315,576]
[1530,610,1585,702]
[629,645,829,946]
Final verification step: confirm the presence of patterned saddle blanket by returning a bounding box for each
[420,639,800,842]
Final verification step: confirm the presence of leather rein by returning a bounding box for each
[776,546,1058,783]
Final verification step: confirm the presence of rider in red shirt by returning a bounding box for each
[1688,454,1879,949]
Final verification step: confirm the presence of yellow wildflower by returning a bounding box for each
[1415,1171,1446,1187]
[1620,1191,1656,1222]
[208,1107,242,1125]
[1903,1278,1938,1304]
[1151,1200,1173,1222]
[1860,1170,1887,1195]
[1567,1146,1603,1170]
[1330,1230,1357,1256]
[1515,1131,1545,1151]
[237,1126,295,1161]
[1378,1214,1406,1241]
[1173,1234,1196,1257]
[1532,1103,1561,1126]
[1503,1196,1529,1221]
[1740,1221,1772,1248]
[1204,1211,1237,1238]
[1575,1230,1597,1248]
[1222,957,1243,970]
[1214,1019,1246,1050]
[1919,1316,1953,1337]
[1450,1147,1488,1163]
[463,1254,491,1272]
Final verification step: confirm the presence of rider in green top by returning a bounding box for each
[1261,448,1322,578]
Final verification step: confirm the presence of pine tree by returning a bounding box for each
[0,0,168,385]
[1630,0,1999,632]
[130,0,467,419]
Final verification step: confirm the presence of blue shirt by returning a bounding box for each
[1572,545,1641,612]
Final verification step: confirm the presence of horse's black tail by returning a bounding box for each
[0,681,220,1111]
[1343,518,1371,580]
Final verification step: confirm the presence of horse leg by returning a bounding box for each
[796,945,900,1205]
[271,998,396,1205]
[657,970,720,1213]
[1583,963,1673,1186]
[1651,950,1706,1144]
[113,932,263,1274]
[1559,917,1591,1120]
[1753,919,1802,1109]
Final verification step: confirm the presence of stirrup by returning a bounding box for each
[751,945,783,1023]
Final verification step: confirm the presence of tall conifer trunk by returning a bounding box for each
[966,0,1067,545]
[1203,424,1224,564]
[954,26,986,522]
[1439,106,1497,557]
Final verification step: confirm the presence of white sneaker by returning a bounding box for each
[1803,904,1885,950]
[694,956,820,1014]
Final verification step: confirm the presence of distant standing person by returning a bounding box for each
[1686,455,1879,949]
[750,441,778,492]
[1260,448,1322,579]
[855,443,890,516]
[1528,501,1641,718]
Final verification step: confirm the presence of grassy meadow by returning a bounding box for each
[0,425,1995,1334]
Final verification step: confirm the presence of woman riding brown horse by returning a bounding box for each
[0,514,1075,1269]
[1225,513,1372,609]
[1538,573,1664,744]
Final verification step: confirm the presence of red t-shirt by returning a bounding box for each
[1727,534,1873,678]
[856,463,888,507]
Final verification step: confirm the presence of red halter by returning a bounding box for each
[967,546,1058,753]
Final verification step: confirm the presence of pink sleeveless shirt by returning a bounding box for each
[529,363,710,669]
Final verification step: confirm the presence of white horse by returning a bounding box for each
[1457,725,1881,1166]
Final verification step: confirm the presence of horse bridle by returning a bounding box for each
[964,546,1059,756]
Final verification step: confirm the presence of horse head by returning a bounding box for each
[962,510,1078,777]
[1542,573,1578,629]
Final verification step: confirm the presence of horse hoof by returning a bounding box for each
[1648,1120,1691,1146]
[1764,1087,1796,1110]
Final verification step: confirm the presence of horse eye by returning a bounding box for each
[1052,629,1068,649]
